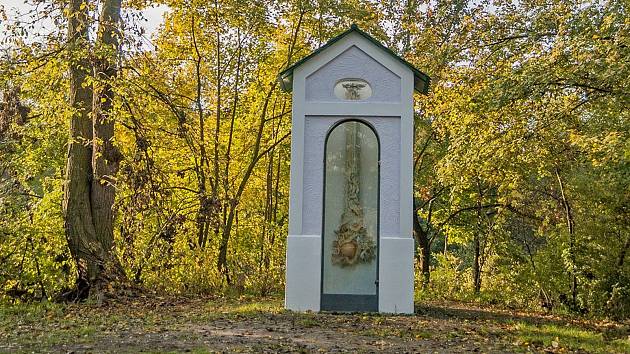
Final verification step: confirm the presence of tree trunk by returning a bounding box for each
[617,234,630,270]
[473,233,481,293]
[62,0,123,301]
[92,0,123,267]
[217,204,235,284]
[556,168,577,305]
[473,191,482,294]
[64,0,100,300]
[412,201,430,286]
[215,15,300,284]
[216,85,277,283]
[190,14,210,248]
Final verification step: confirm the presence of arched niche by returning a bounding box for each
[321,120,380,311]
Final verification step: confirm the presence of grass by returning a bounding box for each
[0,297,628,353]
[208,296,283,315]
[1,303,93,348]
[510,322,630,354]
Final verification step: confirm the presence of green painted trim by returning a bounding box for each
[277,24,431,94]
[321,294,379,312]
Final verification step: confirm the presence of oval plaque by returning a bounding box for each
[334,79,372,101]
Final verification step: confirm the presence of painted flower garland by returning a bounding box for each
[331,123,376,267]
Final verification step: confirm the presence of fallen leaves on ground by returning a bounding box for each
[0,296,628,353]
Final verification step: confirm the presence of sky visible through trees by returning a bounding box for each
[0,0,628,323]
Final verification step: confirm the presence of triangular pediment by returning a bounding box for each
[278,24,430,94]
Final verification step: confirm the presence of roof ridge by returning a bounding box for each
[277,24,430,94]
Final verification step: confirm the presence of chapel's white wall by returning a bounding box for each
[285,235,320,311]
[285,31,416,314]
[303,117,400,237]
[379,237,414,313]
[305,46,401,103]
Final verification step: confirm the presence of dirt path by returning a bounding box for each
[1,297,628,353]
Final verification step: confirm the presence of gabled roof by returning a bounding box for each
[278,24,431,94]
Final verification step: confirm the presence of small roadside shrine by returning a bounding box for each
[279,24,430,313]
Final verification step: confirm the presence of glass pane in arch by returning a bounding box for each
[322,120,379,307]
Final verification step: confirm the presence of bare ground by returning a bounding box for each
[1,296,628,353]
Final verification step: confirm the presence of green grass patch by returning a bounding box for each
[227,297,283,314]
[296,315,321,328]
[510,322,630,354]
[204,295,283,314]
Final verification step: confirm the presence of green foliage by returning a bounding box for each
[1,57,74,300]
[415,254,473,302]
[411,0,629,319]
[1,0,628,321]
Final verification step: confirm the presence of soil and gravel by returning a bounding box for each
[1,296,628,353]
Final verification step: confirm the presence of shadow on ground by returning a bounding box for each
[1,297,628,353]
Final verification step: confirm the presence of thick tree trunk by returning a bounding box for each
[64,0,101,299]
[92,0,122,262]
[63,0,123,300]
